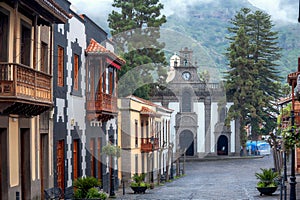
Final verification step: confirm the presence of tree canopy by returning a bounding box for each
[108,0,167,99]
[225,8,283,146]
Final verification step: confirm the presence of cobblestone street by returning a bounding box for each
[115,155,283,200]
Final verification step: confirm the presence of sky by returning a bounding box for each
[69,0,298,25]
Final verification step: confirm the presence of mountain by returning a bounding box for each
[161,0,300,82]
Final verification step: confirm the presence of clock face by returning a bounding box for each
[182,72,191,80]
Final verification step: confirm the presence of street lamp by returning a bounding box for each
[150,136,155,187]
[287,64,300,200]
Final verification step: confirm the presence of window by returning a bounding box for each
[135,120,138,147]
[41,42,48,73]
[141,121,144,138]
[0,10,9,62]
[102,70,106,93]
[146,121,149,138]
[57,46,64,87]
[20,22,31,66]
[74,54,79,90]
[109,71,113,94]
[135,154,138,174]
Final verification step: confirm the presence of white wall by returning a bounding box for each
[169,102,179,152]
[194,102,205,153]
[65,15,87,187]
[210,102,218,153]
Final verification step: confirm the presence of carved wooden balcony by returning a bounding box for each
[140,137,159,153]
[0,62,52,116]
[87,92,118,121]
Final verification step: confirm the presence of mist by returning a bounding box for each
[69,0,298,32]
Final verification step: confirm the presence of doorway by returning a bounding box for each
[40,134,49,199]
[21,128,31,200]
[217,135,228,155]
[56,140,65,190]
[179,130,194,156]
[0,128,8,200]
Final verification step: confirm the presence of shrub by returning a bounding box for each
[255,168,279,188]
[73,176,102,199]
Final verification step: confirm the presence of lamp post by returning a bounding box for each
[287,63,300,200]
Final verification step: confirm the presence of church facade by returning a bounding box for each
[152,47,240,157]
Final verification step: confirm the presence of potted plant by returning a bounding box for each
[130,173,150,194]
[73,176,108,200]
[255,168,279,196]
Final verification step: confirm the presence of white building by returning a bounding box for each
[152,47,240,158]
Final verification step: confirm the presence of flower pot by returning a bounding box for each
[130,186,148,194]
[256,186,277,196]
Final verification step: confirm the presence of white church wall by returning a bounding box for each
[169,102,179,152]
[194,102,205,153]
[210,102,218,153]
[227,103,235,153]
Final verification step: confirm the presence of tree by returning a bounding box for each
[108,0,167,99]
[225,8,282,146]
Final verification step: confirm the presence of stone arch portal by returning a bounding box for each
[179,130,194,156]
[217,135,228,155]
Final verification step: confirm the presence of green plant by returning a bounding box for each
[102,143,121,157]
[130,173,150,188]
[281,125,300,153]
[255,168,279,188]
[73,176,107,199]
[86,188,108,199]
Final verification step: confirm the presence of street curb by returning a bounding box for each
[183,155,264,162]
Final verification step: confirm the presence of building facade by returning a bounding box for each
[152,47,240,158]
[118,95,173,184]
[53,0,124,196]
[0,0,69,199]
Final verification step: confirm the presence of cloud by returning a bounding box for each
[69,0,298,26]
[248,0,298,23]
[161,0,214,17]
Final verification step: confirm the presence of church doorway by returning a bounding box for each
[179,130,194,156]
[217,135,228,155]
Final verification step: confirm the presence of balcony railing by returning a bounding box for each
[87,92,118,119]
[0,62,52,116]
[140,137,159,153]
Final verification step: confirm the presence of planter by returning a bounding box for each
[130,186,148,194]
[257,187,278,196]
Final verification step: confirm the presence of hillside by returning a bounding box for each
[162,0,300,82]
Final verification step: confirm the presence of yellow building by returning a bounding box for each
[0,1,69,199]
[118,95,173,184]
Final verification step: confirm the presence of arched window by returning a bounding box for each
[182,91,191,112]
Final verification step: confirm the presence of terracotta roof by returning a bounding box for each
[277,96,292,106]
[127,95,173,113]
[86,39,126,65]
[140,106,156,115]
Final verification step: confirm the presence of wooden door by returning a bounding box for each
[90,139,95,177]
[0,128,8,200]
[73,140,78,180]
[40,134,49,199]
[21,128,31,200]
[57,140,65,190]
[97,138,102,181]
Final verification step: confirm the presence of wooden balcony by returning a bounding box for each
[0,63,52,116]
[87,92,117,121]
[140,137,159,153]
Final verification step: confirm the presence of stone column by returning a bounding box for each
[204,96,211,154]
